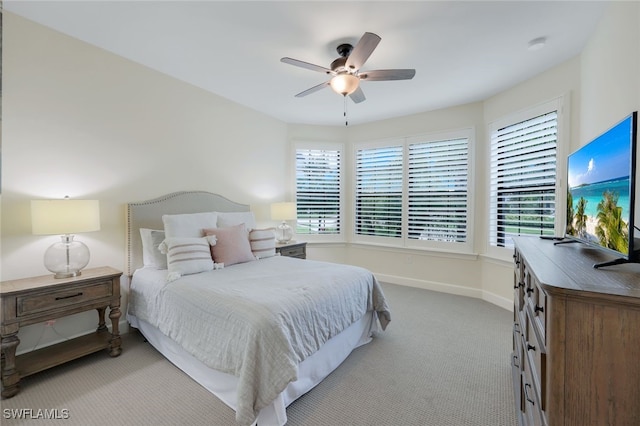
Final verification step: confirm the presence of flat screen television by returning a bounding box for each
[563,111,639,268]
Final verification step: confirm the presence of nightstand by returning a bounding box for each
[275,241,306,259]
[1,266,122,398]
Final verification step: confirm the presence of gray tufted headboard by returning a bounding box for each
[126,191,249,276]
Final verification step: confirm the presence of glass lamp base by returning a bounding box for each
[53,270,82,279]
[44,235,90,279]
[276,222,293,244]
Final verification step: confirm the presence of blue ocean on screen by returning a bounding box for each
[569,176,630,219]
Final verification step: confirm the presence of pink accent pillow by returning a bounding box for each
[203,223,255,266]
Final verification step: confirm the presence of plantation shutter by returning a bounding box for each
[355,146,403,237]
[295,148,341,235]
[489,111,558,248]
[408,138,468,242]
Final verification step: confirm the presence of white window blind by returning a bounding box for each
[408,138,469,242]
[489,111,558,248]
[355,146,403,238]
[295,148,341,235]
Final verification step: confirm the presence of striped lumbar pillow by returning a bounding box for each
[249,228,276,259]
[159,236,216,282]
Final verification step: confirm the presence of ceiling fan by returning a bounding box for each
[281,32,416,104]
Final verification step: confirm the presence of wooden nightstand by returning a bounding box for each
[275,241,306,259]
[1,266,122,398]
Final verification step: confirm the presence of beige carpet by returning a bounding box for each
[1,283,517,425]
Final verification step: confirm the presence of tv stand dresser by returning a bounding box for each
[512,237,640,426]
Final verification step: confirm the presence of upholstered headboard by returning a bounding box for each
[126,191,249,276]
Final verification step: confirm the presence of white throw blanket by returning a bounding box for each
[129,256,390,425]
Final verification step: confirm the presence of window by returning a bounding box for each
[408,137,469,243]
[489,108,559,249]
[295,145,342,237]
[355,145,403,238]
[354,130,472,251]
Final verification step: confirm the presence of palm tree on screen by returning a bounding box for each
[595,191,629,254]
[575,197,588,238]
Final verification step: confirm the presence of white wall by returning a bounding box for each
[1,13,288,351]
[2,2,639,352]
[580,1,640,230]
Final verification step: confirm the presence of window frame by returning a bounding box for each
[352,129,475,253]
[293,141,345,243]
[486,95,569,260]
[353,139,404,246]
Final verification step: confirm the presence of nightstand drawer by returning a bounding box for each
[279,245,305,258]
[17,281,113,317]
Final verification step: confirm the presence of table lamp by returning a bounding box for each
[31,197,101,278]
[270,202,296,243]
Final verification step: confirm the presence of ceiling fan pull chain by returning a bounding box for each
[344,95,348,126]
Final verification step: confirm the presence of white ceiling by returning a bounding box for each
[5,1,607,126]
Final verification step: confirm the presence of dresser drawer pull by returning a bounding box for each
[524,383,535,405]
[526,287,534,294]
[527,343,536,352]
[512,354,520,368]
[514,323,520,333]
[535,304,544,313]
[55,292,83,300]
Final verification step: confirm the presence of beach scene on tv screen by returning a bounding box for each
[566,117,632,255]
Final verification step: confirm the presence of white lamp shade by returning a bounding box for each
[330,73,359,96]
[271,202,297,221]
[31,199,101,235]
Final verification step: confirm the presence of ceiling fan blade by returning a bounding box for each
[294,81,331,98]
[346,32,381,71]
[360,69,416,81]
[281,57,334,75]
[349,86,366,104]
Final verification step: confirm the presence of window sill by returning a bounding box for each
[347,242,478,261]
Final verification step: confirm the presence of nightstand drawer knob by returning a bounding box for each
[55,292,83,300]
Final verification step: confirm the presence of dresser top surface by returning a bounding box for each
[514,237,640,299]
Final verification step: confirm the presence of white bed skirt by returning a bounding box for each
[128,311,378,425]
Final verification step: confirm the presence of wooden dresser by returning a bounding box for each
[511,237,640,426]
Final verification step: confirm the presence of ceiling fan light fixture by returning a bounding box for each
[330,73,359,96]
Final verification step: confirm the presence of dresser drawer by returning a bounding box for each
[17,281,113,317]
[521,344,546,426]
[524,270,546,343]
[514,251,525,312]
[524,312,546,410]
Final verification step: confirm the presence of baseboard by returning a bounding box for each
[376,273,483,299]
[376,273,512,311]
[481,290,513,311]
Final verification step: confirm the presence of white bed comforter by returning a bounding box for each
[128,256,390,425]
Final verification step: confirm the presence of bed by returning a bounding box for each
[125,191,390,426]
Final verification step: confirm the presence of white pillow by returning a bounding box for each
[159,236,217,282]
[140,228,167,269]
[162,212,217,238]
[249,228,276,259]
[216,211,256,231]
